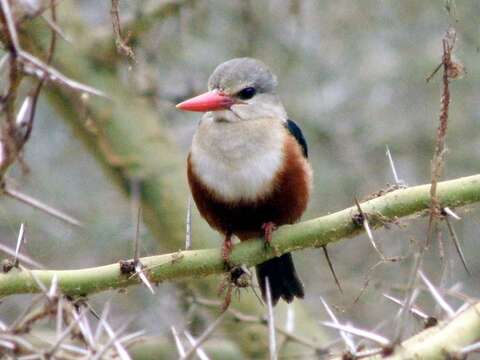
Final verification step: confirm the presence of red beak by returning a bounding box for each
[176,91,235,112]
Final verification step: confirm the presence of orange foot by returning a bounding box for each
[261,222,277,248]
[222,232,233,262]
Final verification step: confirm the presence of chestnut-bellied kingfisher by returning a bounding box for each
[176,58,312,306]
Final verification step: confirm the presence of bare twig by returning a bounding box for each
[110,0,136,61]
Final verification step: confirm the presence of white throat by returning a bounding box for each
[190,116,286,202]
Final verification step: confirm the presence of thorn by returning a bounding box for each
[185,196,192,250]
[95,300,111,342]
[459,341,480,355]
[320,297,356,353]
[455,302,471,316]
[91,321,130,360]
[385,145,406,186]
[16,97,32,128]
[130,178,141,262]
[354,197,385,260]
[265,277,277,360]
[48,274,58,299]
[285,304,295,334]
[13,222,25,267]
[74,306,95,348]
[134,205,141,262]
[56,295,63,338]
[322,246,343,294]
[0,241,43,269]
[419,271,455,317]
[0,53,9,73]
[135,262,155,294]
[320,321,390,346]
[181,312,226,360]
[171,326,186,357]
[184,331,210,360]
[4,185,83,227]
[18,49,109,98]
[48,308,89,357]
[394,252,422,343]
[19,264,48,294]
[40,13,72,43]
[117,329,146,347]
[98,314,132,360]
[444,215,470,275]
[443,207,461,220]
[383,293,429,320]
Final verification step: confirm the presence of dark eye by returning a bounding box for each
[237,87,257,100]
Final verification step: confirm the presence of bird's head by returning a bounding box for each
[176,58,286,123]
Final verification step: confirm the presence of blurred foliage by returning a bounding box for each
[1,0,480,358]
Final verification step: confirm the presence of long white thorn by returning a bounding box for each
[320,297,356,353]
[320,321,390,346]
[14,223,25,265]
[4,186,82,227]
[184,331,210,360]
[419,271,455,317]
[383,293,429,320]
[265,278,277,360]
[171,326,186,357]
[386,145,405,186]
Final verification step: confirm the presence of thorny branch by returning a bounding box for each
[426,28,464,247]
[0,0,107,181]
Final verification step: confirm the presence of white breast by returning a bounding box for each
[190,117,286,202]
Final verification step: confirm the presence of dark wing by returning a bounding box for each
[285,119,308,158]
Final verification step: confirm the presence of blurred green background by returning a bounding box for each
[1,0,479,357]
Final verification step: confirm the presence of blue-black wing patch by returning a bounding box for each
[285,119,308,158]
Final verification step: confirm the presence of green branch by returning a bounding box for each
[1,174,479,298]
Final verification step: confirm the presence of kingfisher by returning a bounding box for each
[176,58,312,306]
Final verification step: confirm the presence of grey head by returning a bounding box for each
[207,58,287,122]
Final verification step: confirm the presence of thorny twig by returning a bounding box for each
[426,27,463,247]
[110,0,136,62]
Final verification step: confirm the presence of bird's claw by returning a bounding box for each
[222,233,233,265]
[262,222,277,249]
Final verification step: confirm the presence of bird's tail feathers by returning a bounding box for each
[255,253,304,306]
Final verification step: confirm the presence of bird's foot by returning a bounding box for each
[222,233,233,264]
[261,222,277,249]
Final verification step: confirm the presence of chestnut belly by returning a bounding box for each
[188,152,310,240]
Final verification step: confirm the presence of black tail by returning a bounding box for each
[255,253,304,306]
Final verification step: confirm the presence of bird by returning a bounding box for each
[176,58,312,306]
